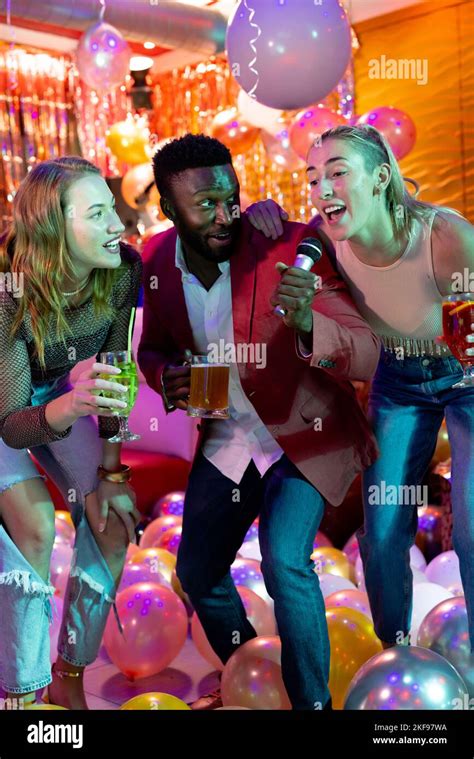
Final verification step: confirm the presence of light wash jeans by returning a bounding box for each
[0,374,123,694]
[358,349,474,647]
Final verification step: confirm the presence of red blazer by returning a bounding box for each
[138,215,380,506]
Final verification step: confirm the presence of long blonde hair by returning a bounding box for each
[319,124,462,242]
[0,156,125,370]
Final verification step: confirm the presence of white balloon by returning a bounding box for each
[238,540,262,561]
[425,550,462,590]
[410,544,427,571]
[237,89,282,133]
[318,573,356,598]
[411,582,454,643]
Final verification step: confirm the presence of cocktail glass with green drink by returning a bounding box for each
[99,350,140,442]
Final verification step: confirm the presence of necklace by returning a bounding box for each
[61,274,91,297]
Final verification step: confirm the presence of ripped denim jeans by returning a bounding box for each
[0,373,124,694]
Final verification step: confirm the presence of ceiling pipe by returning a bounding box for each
[4,0,229,54]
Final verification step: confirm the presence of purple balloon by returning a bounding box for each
[226,0,352,110]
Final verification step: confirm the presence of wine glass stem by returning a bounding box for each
[119,416,129,436]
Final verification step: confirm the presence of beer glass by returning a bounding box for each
[187,355,230,419]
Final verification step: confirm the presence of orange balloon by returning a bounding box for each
[221,636,291,710]
[140,515,183,549]
[130,547,176,584]
[192,587,276,671]
[211,108,260,155]
[326,606,382,709]
[311,547,351,579]
[55,509,74,528]
[289,106,346,159]
[106,118,151,164]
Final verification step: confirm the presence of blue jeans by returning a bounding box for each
[358,349,474,647]
[0,374,122,694]
[176,451,331,709]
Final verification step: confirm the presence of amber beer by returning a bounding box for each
[187,355,230,418]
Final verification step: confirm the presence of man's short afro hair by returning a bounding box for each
[152,133,233,199]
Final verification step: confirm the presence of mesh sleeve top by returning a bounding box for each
[0,242,142,449]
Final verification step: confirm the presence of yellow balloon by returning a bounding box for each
[311,547,351,579]
[106,118,151,165]
[130,547,176,584]
[120,692,190,710]
[326,606,382,709]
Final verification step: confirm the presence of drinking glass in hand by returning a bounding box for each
[99,350,141,441]
[442,294,474,387]
[187,355,230,419]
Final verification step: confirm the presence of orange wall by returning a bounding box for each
[354,0,473,220]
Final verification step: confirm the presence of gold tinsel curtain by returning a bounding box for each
[0,42,356,226]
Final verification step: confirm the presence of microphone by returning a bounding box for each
[273,237,323,317]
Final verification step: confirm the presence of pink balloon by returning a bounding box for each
[103,583,188,680]
[289,107,347,159]
[325,589,373,620]
[155,526,182,556]
[118,562,169,593]
[76,21,130,93]
[357,107,416,160]
[226,0,352,110]
[221,636,291,709]
[261,129,305,172]
[191,586,277,671]
[152,491,185,519]
[342,532,360,565]
[140,516,183,549]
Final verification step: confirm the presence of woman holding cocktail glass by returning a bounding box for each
[0,157,142,709]
[247,124,474,651]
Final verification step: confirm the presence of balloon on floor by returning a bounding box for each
[319,574,356,598]
[325,589,372,621]
[103,582,188,680]
[424,550,462,594]
[152,491,185,519]
[312,547,351,579]
[230,557,273,608]
[191,586,277,671]
[326,606,382,709]
[418,596,474,697]
[410,583,454,643]
[344,646,468,710]
[221,636,291,710]
[129,547,176,585]
[139,515,183,549]
[120,693,190,710]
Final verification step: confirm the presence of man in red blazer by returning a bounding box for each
[138,134,380,710]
